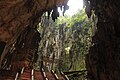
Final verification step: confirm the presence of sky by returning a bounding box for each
[58,0,83,16]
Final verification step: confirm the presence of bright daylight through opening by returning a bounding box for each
[58,0,83,16]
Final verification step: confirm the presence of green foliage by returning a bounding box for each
[37,9,92,79]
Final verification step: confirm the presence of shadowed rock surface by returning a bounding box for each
[0,0,68,70]
[85,0,120,80]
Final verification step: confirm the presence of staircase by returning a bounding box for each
[0,68,69,80]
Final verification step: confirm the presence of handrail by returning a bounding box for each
[21,67,25,74]
[31,69,34,80]
[1,68,69,80]
[60,71,69,80]
[63,70,87,75]
[14,72,19,80]
[41,68,48,80]
[51,70,59,80]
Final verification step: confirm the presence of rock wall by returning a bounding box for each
[85,0,120,80]
[0,0,68,68]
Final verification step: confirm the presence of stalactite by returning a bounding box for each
[0,0,69,69]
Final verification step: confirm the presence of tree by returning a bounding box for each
[37,10,92,80]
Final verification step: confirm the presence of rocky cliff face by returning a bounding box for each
[0,0,68,69]
[85,0,120,80]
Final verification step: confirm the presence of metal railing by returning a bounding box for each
[60,71,69,80]
[51,70,59,80]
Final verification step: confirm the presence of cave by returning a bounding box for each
[0,0,120,80]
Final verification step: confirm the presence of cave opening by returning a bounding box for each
[0,0,120,80]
